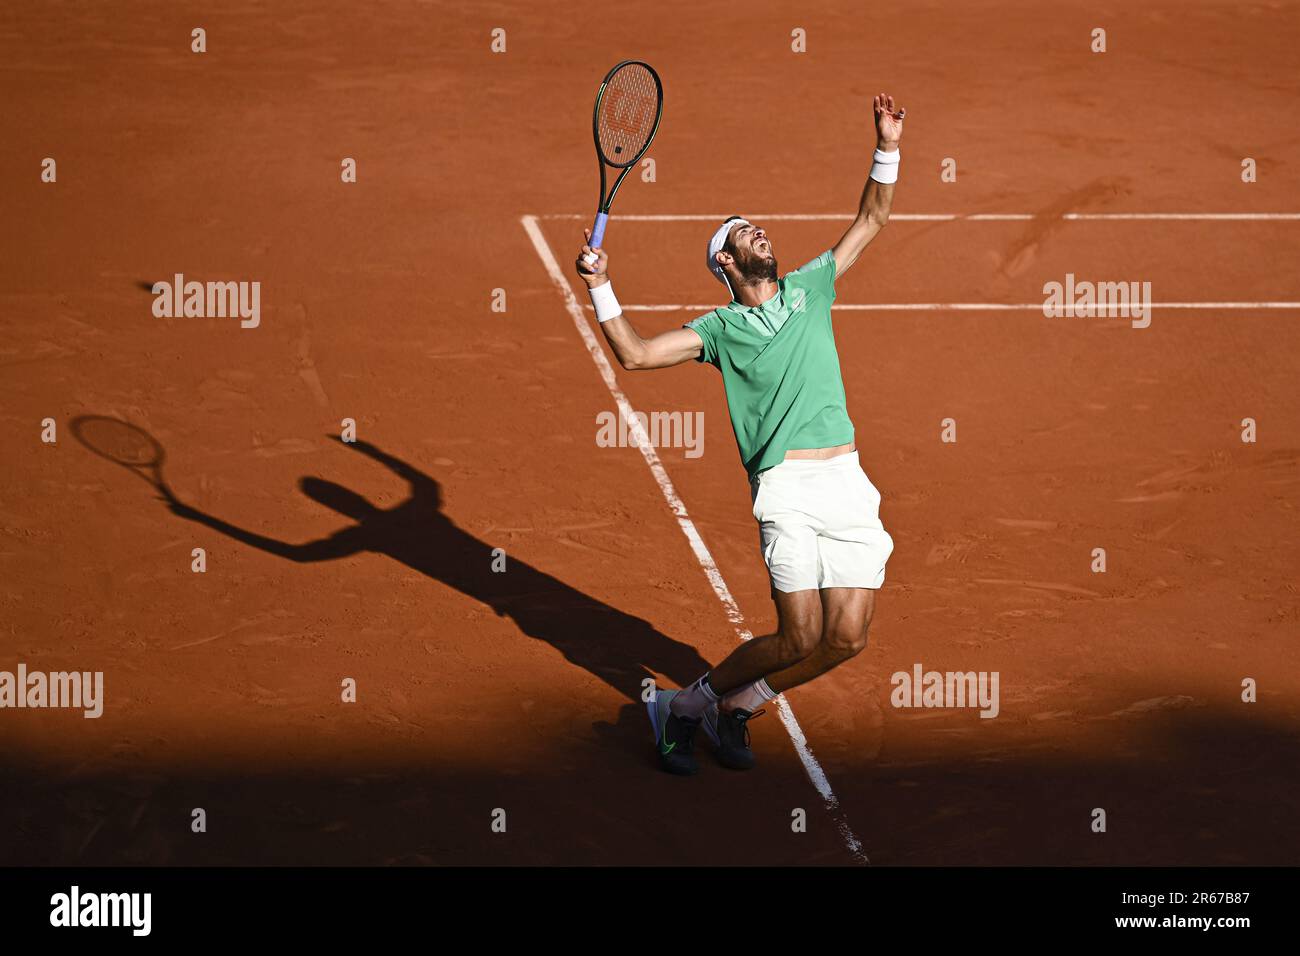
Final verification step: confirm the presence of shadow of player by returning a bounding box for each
[159,436,710,704]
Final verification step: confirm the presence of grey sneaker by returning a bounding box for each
[646,689,700,776]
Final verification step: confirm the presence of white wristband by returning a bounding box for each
[589,280,622,323]
[869,147,900,185]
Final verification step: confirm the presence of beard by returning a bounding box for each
[732,246,778,284]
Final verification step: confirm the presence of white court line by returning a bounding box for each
[543,212,1300,222]
[520,214,870,865]
[589,302,1300,313]
[552,212,1300,313]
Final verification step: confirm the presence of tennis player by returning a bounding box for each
[576,94,906,775]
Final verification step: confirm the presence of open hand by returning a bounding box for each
[874,93,906,149]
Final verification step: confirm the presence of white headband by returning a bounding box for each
[707,217,749,297]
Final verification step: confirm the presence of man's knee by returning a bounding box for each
[821,590,876,662]
[821,617,871,662]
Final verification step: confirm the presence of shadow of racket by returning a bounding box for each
[70,415,173,499]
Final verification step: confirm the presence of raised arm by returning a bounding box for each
[574,232,703,370]
[831,93,906,279]
[158,482,362,562]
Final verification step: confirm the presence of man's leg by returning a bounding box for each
[711,588,825,694]
[696,587,874,771]
[667,587,824,771]
[668,587,821,720]
[755,587,875,696]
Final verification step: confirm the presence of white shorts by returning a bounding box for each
[750,451,894,592]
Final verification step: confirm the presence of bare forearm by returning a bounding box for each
[583,271,647,367]
[597,311,648,369]
[834,173,895,276]
[861,175,895,228]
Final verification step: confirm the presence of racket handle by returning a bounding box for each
[590,212,609,249]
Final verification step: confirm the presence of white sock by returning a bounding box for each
[669,674,719,720]
[722,678,778,714]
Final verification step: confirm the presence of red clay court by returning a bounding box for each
[2,1,1298,866]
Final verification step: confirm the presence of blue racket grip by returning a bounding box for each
[590,212,609,249]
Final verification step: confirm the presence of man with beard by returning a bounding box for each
[575,93,906,776]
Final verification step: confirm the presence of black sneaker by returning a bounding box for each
[646,689,700,776]
[702,704,764,770]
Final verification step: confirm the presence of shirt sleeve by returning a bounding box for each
[792,249,838,286]
[684,311,722,366]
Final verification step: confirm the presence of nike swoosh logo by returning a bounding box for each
[659,705,675,754]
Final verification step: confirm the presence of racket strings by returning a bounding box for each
[597,64,659,166]
[72,417,163,467]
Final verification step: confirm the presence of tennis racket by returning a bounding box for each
[587,60,663,252]
[71,415,171,497]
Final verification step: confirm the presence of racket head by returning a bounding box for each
[592,60,663,170]
[71,415,165,470]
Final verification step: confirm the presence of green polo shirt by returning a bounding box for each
[686,250,854,480]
